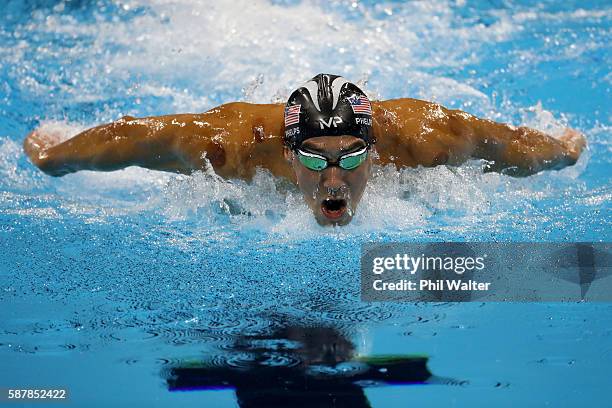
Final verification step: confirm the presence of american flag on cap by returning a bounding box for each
[284,104,301,127]
[348,95,372,116]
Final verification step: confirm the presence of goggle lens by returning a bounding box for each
[296,148,368,171]
[297,153,328,171]
[339,150,367,170]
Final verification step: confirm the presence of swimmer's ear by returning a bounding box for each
[283,146,293,163]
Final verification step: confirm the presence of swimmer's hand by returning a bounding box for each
[23,128,70,176]
[558,128,586,163]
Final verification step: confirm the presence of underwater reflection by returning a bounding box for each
[164,324,440,407]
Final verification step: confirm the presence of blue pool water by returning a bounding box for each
[1,0,611,406]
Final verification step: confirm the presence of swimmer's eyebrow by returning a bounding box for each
[300,140,366,155]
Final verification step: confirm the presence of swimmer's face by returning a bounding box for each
[285,135,371,226]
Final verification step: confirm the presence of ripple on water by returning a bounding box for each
[224,351,303,370]
[299,289,395,325]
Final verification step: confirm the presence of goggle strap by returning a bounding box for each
[295,149,327,161]
[339,146,368,159]
[296,147,368,161]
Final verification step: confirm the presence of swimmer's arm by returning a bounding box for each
[449,111,586,176]
[24,114,216,176]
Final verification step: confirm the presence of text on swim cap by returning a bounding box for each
[285,127,300,138]
[319,117,343,129]
[355,117,372,126]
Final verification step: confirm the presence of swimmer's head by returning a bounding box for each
[283,74,375,226]
[283,73,375,149]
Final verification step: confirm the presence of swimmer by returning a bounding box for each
[24,73,586,226]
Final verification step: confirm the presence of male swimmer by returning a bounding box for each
[24,73,586,226]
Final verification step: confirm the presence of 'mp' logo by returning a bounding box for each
[319,116,343,129]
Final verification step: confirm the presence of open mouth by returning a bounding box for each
[321,198,347,220]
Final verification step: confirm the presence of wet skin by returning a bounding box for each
[23,98,586,225]
[284,136,371,226]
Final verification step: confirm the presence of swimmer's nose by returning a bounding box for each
[321,166,347,198]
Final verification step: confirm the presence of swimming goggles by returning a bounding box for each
[295,146,368,171]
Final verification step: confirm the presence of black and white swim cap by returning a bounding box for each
[283,73,375,150]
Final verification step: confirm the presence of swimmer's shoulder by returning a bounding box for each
[196,102,284,136]
[371,97,475,166]
[371,97,443,138]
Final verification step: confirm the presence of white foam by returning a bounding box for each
[2,0,524,115]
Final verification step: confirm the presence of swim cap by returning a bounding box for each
[283,73,375,150]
